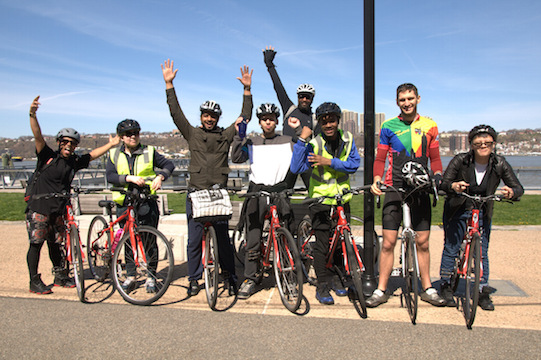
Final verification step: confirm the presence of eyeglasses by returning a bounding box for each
[298,93,313,100]
[60,139,78,146]
[123,131,140,137]
[472,141,494,148]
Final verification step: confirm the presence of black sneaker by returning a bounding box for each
[478,287,494,311]
[187,280,200,297]
[440,282,457,307]
[226,278,237,296]
[53,267,75,288]
[29,274,52,294]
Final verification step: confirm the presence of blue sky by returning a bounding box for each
[1,0,540,138]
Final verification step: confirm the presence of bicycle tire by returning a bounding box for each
[296,216,316,286]
[402,233,419,324]
[232,222,246,267]
[203,225,220,310]
[272,227,303,313]
[464,232,481,329]
[112,225,174,306]
[69,224,86,303]
[86,216,111,282]
[343,229,367,319]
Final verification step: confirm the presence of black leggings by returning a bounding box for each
[27,240,63,278]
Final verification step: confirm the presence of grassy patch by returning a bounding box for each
[1,192,539,225]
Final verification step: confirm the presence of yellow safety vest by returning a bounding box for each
[309,130,354,205]
[109,145,157,205]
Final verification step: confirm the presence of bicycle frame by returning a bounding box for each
[94,203,148,268]
[260,204,294,270]
[400,202,419,276]
[63,200,84,265]
[325,204,365,275]
[456,208,483,279]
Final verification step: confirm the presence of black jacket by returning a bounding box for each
[441,151,524,221]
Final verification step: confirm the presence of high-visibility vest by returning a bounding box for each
[109,145,156,205]
[309,130,354,205]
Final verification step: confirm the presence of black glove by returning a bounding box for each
[432,173,443,190]
[263,49,276,68]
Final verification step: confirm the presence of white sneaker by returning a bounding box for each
[145,278,156,293]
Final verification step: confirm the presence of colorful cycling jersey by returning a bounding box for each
[374,115,442,187]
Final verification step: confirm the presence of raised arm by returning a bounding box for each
[162,59,193,139]
[263,46,294,112]
[237,65,253,121]
[89,134,120,161]
[29,96,46,154]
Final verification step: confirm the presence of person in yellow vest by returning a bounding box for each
[290,102,361,305]
[106,119,175,293]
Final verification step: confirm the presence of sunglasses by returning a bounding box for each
[298,93,313,100]
[123,131,140,137]
[60,139,78,146]
[472,141,494,148]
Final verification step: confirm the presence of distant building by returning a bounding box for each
[449,133,468,154]
[340,109,359,134]
[359,113,385,135]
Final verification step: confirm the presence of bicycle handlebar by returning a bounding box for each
[301,185,371,206]
[240,188,294,199]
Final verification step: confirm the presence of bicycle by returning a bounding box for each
[448,192,511,329]
[375,177,439,325]
[34,187,89,303]
[186,186,240,310]
[300,186,370,319]
[86,186,174,306]
[296,213,380,287]
[233,189,303,313]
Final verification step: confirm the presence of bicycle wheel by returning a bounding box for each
[273,227,303,313]
[69,224,86,303]
[232,222,246,267]
[296,216,316,286]
[112,225,174,306]
[203,225,220,310]
[402,234,418,324]
[86,216,111,282]
[343,229,367,319]
[464,232,481,329]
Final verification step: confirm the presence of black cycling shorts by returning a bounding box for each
[382,192,431,231]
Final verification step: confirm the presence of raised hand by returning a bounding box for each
[108,134,121,147]
[161,59,178,85]
[237,65,253,88]
[263,45,276,67]
[30,95,40,115]
[288,117,301,129]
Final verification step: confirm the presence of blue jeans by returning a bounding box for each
[186,197,236,282]
[440,208,492,289]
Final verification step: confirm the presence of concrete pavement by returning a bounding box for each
[1,216,541,331]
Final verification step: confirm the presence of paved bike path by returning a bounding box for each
[1,218,540,331]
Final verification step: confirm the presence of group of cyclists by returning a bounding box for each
[25,46,523,313]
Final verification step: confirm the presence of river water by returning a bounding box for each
[4,155,541,189]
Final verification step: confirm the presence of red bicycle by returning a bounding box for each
[449,192,511,329]
[300,186,369,319]
[233,189,303,313]
[86,186,174,306]
[34,187,88,303]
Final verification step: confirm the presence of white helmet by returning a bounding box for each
[200,100,222,117]
[402,161,430,188]
[296,83,316,96]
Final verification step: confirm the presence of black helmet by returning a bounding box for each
[200,100,222,117]
[468,124,497,143]
[316,102,341,121]
[117,119,141,135]
[56,128,80,143]
[256,103,280,122]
